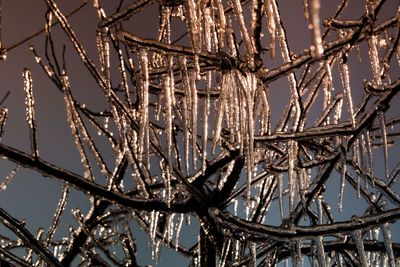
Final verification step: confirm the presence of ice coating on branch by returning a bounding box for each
[308,0,324,58]
[265,0,276,58]
[45,185,70,247]
[61,76,94,181]
[0,165,19,192]
[23,68,39,158]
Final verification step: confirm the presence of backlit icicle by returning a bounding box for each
[317,195,323,224]
[367,34,382,85]
[365,130,375,185]
[163,74,173,205]
[380,111,389,179]
[149,210,159,252]
[278,173,284,219]
[202,8,212,174]
[174,213,184,251]
[352,229,368,267]
[308,0,324,58]
[0,0,5,61]
[288,140,298,211]
[272,0,301,131]
[214,0,226,51]
[0,106,7,141]
[178,56,192,174]
[339,148,346,213]
[23,68,39,158]
[184,0,201,78]
[138,48,150,168]
[380,223,396,267]
[339,53,356,127]
[230,0,255,60]
[190,72,198,168]
[211,72,231,155]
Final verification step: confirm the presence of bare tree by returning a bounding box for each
[0,0,400,266]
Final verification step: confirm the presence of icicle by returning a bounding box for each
[23,68,39,158]
[0,0,5,61]
[308,0,324,58]
[202,70,211,174]
[317,195,323,224]
[367,34,382,85]
[295,241,303,267]
[218,240,231,267]
[149,210,159,249]
[265,0,276,58]
[174,214,184,251]
[202,9,211,173]
[230,0,255,61]
[190,72,198,168]
[288,140,297,211]
[339,148,346,213]
[315,237,327,267]
[211,72,230,154]
[365,130,375,185]
[0,165,19,192]
[277,173,284,219]
[380,223,396,267]
[179,56,192,175]
[352,229,368,267]
[163,74,173,205]
[338,53,356,127]
[138,48,150,168]
[0,106,7,141]
[214,0,226,51]
[167,213,175,243]
[271,0,301,131]
[250,242,256,267]
[380,111,389,179]
[184,0,201,79]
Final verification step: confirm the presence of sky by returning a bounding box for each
[0,0,399,266]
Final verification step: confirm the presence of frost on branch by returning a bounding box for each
[0,0,400,266]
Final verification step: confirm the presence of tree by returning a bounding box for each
[0,0,399,266]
